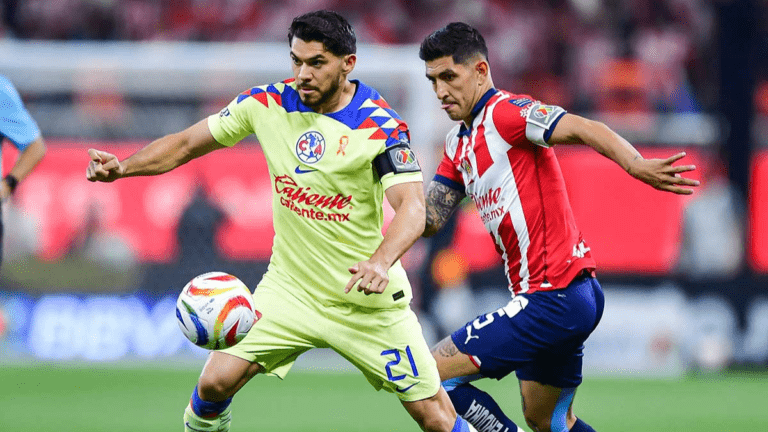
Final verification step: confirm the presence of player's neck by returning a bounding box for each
[315,80,356,114]
[462,81,495,126]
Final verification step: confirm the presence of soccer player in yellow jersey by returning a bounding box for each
[86,10,477,432]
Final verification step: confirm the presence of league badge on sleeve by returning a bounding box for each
[525,103,566,130]
[390,147,420,173]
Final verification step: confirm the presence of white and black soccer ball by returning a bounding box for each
[175,272,258,350]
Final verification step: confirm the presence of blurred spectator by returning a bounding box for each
[593,51,653,114]
[67,200,137,271]
[678,158,744,281]
[630,1,700,112]
[72,69,132,139]
[177,184,226,268]
[118,0,161,40]
[430,248,473,335]
[0,0,726,117]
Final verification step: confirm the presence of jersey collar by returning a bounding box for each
[458,87,498,137]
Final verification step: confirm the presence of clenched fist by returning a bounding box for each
[86,149,125,182]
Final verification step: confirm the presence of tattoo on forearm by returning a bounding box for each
[424,182,465,237]
[432,337,460,358]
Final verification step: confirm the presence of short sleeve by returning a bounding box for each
[381,170,423,190]
[207,96,256,147]
[379,139,424,190]
[434,149,464,191]
[491,98,529,148]
[0,77,41,149]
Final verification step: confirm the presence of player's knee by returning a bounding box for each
[417,411,455,432]
[405,391,457,432]
[197,374,235,401]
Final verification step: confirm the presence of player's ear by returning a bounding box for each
[475,59,489,78]
[341,54,356,75]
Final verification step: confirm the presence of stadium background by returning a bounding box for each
[1,0,767,431]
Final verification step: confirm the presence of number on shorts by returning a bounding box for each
[380,346,419,382]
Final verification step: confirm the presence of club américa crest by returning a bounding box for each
[296,131,325,164]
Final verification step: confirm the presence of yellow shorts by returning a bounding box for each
[221,275,440,402]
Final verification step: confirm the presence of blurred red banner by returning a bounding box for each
[2,141,274,261]
[5,142,745,275]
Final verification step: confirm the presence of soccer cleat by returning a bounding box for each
[184,404,231,432]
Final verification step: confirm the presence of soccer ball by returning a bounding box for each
[175,272,258,350]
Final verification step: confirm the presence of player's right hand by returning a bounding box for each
[86,148,124,182]
[345,260,390,296]
[629,152,700,195]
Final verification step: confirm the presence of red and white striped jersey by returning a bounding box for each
[435,88,596,296]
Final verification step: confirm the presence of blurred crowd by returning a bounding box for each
[5,0,766,114]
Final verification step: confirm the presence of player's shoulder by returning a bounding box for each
[0,75,22,101]
[354,80,403,119]
[0,74,14,90]
[490,90,537,120]
[329,79,408,147]
[0,74,9,86]
[232,78,299,111]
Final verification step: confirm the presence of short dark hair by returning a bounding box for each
[419,22,489,65]
[288,10,356,56]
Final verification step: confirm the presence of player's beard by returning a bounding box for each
[301,73,342,111]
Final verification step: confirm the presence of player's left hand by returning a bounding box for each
[345,261,390,295]
[629,152,700,195]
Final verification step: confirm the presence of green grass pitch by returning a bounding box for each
[1,363,766,431]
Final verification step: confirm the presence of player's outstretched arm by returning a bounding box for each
[1,136,46,200]
[549,114,700,195]
[345,181,425,296]
[423,180,466,237]
[86,119,225,182]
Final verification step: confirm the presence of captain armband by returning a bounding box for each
[524,103,566,148]
[373,143,421,178]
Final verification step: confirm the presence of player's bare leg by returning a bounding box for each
[401,387,477,432]
[519,380,573,432]
[197,351,262,400]
[184,351,262,432]
[432,336,523,432]
[519,380,596,432]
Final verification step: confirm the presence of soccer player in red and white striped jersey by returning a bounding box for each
[419,23,699,432]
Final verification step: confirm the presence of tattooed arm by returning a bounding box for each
[430,335,480,380]
[423,180,466,238]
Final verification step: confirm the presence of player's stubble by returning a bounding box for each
[299,69,344,110]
